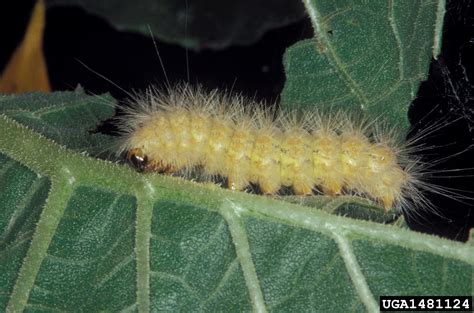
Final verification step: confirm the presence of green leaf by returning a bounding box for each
[45,0,306,50]
[0,90,115,156]
[1,92,472,312]
[282,0,446,133]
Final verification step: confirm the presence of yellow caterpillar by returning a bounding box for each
[117,84,422,211]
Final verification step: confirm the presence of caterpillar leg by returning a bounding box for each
[382,196,394,212]
[148,161,178,174]
[227,176,249,191]
[293,182,314,195]
[320,181,342,195]
[258,179,282,195]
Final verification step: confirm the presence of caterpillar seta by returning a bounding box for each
[114,83,433,213]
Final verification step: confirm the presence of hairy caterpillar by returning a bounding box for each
[115,83,428,212]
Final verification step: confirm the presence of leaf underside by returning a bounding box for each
[45,0,306,50]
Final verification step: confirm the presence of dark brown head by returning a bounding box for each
[127,148,148,172]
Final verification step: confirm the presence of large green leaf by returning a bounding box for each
[0,92,472,312]
[282,0,446,133]
[45,0,305,50]
[0,90,115,155]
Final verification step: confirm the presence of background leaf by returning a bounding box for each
[0,91,472,312]
[282,0,445,133]
[45,0,306,50]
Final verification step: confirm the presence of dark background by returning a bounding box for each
[2,0,473,241]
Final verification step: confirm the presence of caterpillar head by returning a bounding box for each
[127,148,148,172]
[126,147,178,174]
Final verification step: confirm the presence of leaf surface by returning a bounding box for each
[0,92,472,312]
[0,90,115,155]
[282,0,445,132]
